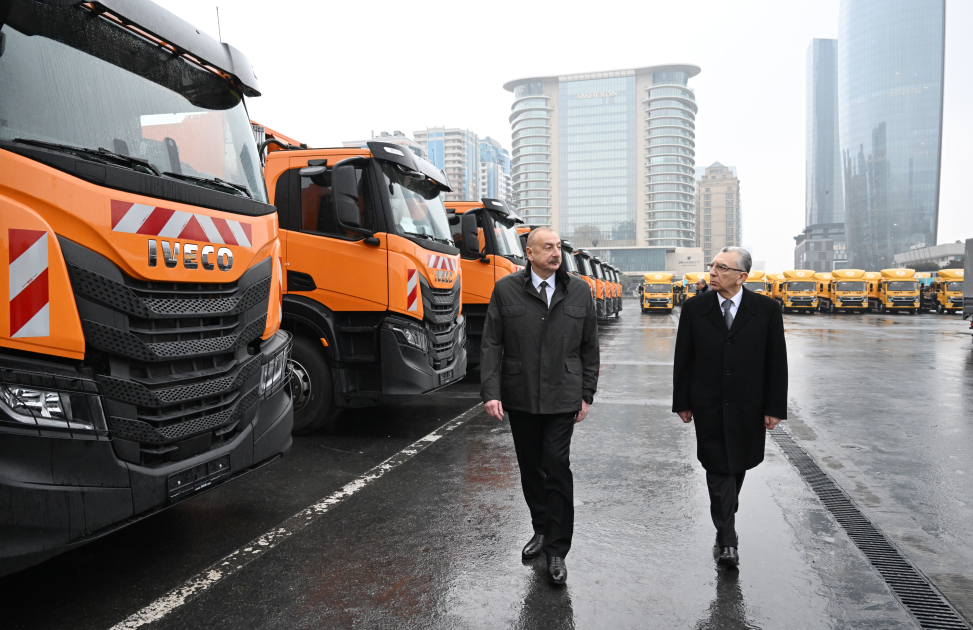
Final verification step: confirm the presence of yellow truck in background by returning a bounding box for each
[768,273,786,301]
[931,269,965,314]
[641,273,674,313]
[820,269,869,313]
[872,269,921,314]
[745,270,770,296]
[780,270,818,313]
[683,272,711,299]
[813,272,833,311]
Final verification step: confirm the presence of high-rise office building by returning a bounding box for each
[341,130,427,160]
[797,39,846,272]
[413,127,480,202]
[694,163,741,262]
[503,65,702,274]
[838,0,945,270]
[479,136,512,204]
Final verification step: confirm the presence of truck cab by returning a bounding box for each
[683,272,711,298]
[874,269,920,314]
[768,273,786,301]
[823,269,869,312]
[932,269,964,314]
[780,270,818,313]
[591,257,613,319]
[445,198,526,367]
[604,264,621,317]
[744,270,770,296]
[0,0,293,576]
[263,140,467,433]
[641,273,675,313]
[560,240,594,300]
[813,272,833,312]
[573,250,602,314]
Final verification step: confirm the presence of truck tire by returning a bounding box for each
[290,335,337,436]
[937,304,944,314]
[878,303,886,314]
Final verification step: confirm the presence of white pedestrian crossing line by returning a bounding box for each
[107,404,484,630]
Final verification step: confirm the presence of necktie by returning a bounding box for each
[723,298,734,330]
[538,281,549,307]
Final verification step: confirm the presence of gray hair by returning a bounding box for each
[720,246,752,272]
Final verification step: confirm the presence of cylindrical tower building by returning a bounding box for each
[509,83,553,226]
[643,70,699,247]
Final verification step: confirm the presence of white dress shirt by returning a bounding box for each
[530,268,556,307]
[717,287,744,320]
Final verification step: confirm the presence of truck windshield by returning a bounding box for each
[0,4,267,203]
[947,282,963,291]
[836,281,866,291]
[745,281,766,288]
[563,252,579,273]
[592,264,605,280]
[788,282,814,291]
[382,164,453,243]
[887,281,918,291]
[490,214,525,258]
[578,256,593,277]
[645,284,671,293]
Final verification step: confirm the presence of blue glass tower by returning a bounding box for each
[838,0,946,270]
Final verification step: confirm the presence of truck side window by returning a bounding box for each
[297,166,376,239]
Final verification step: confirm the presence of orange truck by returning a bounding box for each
[445,199,525,366]
[931,269,964,314]
[683,272,711,298]
[0,0,293,576]
[563,241,597,300]
[261,138,466,433]
[744,270,770,296]
[813,272,834,310]
[589,255,611,319]
[573,249,604,316]
[820,269,869,312]
[606,264,623,316]
[768,273,786,300]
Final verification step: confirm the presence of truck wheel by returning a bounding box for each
[290,336,337,436]
[878,303,886,314]
[828,303,835,314]
[937,304,944,314]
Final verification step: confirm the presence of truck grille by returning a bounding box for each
[61,238,271,466]
[420,279,461,325]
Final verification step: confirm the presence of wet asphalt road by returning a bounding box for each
[1,299,971,629]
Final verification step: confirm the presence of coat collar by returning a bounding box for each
[522,262,571,307]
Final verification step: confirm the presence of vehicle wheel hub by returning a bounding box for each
[290,359,312,412]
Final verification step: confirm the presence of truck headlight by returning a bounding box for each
[383,322,428,351]
[259,345,291,398]
[456,320,466,348]
[0,385,107,435]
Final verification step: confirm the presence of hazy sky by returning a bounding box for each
[165,0,971,271]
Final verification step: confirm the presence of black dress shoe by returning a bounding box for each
[522,533,545,559]
[718,546,740,567]
[547,555,567,585]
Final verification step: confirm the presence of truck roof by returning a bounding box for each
[746,270,766,280]
[881,268,916,279]
[863,272,881,280]
[832,269,866,279]
[683,272,710,283]
[782,270,814,279]
[813,272,833,281]
[644,272,674,282]
[937,269,964,279]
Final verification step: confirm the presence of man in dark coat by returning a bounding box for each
[481,227,599,585]
[672,246,787,568]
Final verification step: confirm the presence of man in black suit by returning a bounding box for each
[481,228,599,585]
[672,246,787,568]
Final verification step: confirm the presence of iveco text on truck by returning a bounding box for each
[0,0,293,576]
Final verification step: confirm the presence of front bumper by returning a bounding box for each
[380,316,467,404]
[0,352,293,577]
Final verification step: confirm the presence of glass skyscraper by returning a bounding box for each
[797,39,847,272]
[503,65,702,274]
[838,0,946,270]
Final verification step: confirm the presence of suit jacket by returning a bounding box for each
[672,288,788,473]
[480,264,599,414]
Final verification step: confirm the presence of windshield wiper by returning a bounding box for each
[13,138,161,176]
[402,231,454,246]
[163,172,252,199]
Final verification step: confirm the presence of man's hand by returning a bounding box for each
[677,410,693,423]
[764,415,781,430]
[574,400,590,424]
[485,399,505,421]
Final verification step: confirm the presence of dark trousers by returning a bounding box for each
[507,410,576,557]
[706,470,746,548]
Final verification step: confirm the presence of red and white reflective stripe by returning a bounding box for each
[8,229,49,338]
[406,269,418,312]
[276,256,283,323]
[427,254,457,272]
[111,200,252,247]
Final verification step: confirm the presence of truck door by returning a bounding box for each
[282,162,389,310]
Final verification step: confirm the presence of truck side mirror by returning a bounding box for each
[332,163,361,229]
[461,212,482,257]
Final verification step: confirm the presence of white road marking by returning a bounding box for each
[108,403,483,630]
